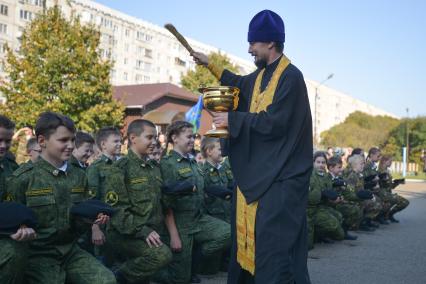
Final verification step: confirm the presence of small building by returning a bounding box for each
[113,83,213,135]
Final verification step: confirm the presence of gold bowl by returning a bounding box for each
[198,86,240,138]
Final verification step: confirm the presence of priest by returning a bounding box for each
[192,10,313,284]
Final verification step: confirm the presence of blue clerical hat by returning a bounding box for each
[248,10,285,43]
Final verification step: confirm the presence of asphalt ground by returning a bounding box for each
[197,181,426,284]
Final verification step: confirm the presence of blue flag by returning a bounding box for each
[185,95,203,133]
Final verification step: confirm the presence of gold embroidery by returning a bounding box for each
[71,188,85,193]
[236,55,291,275]
[26,188,53,197]
[178,168,192,175]
[130,177,148,184]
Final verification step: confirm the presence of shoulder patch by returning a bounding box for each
[13,163,33,177]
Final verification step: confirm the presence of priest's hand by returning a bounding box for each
[212,112,228,128]
[192,52,209,66]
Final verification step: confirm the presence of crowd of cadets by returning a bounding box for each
[308,147,409,249]
[0,112,410,284]
[0,113,232,284]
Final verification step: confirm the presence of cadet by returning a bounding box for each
[104,119,172,284]
[154,121,231,284]
[344,154,382,230]
[378,155,409,222]
[201,137,232,223]
[87,127,122,201]
[0,115,36,284]
[327,156,362,235]
[148,139,163,163]
[364,147,389,224]
[26,137,41,164]
[70,131,95,170]
[307,152,344,249]
[7,112,115,284]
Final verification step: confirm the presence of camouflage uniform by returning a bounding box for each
[86,155,115,201]
[364,161,389,213]
[7,158,115,284]
[154,150,231,284]
[307,169,344,249]
[378,168,409,216]
[0,156,27,284]
[202,161,232,223]
[69,155,87,171]
[344,169,382,219]
[328,173,363,230]
[104,149,172,283]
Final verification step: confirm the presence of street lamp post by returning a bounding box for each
[314,73,334,147]
[406,108,410,174]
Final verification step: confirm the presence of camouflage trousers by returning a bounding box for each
[153,214,231,284]
[0,239,27,284]
[389,193,409,215]
[24,243,115,284]
[335,202,363,230]
[307,206,345,248]
[105,229,172,283]
[360,194,383,219]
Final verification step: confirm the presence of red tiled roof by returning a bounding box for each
[113,83,198,106]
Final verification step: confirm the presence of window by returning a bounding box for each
[123,72,128,81]
[0,23,7,34]
[175,57,186,67]
[124,58,128,65]
[145,49,152,58]
[125,44,129,52]
[0,42,6,53]
[144,62,151,72]
[20,10,33,21]
[144,76,150,83]
[136,60,144,69]
[125,29,130,37]
[137,46,144,55]
[136,31,144,41]
[135,74,142,82]
[0,5,8,16]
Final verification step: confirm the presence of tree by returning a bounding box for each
[181,52,240,93]
[0,6,124,132]
[320,111,400,150]
[382,117,426,163]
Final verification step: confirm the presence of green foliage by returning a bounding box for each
[181,52,239,93]
[320,111,400,150]
[382,117,426,163]
[0,6,124,132]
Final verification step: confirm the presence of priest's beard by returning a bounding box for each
[255,57,267,69]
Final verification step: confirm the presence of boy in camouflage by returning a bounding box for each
[70,131,95,170]
[7,112,115,284]
[104,119,172,284]
[0,115,37,284]
[344,154,382,230]
[378,155,409,223]
[327,156,362,235]
[307,152,345,249]
[154,121,230,284]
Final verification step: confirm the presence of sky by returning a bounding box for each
[95,0,426,117]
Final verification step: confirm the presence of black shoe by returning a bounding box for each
[191,274,201,283]
[319,237,335,244]
[389,215,400,223]
[359,225,375,232]
[376,214,390,225]
[344,231,358,240]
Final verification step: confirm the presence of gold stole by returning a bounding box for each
[236,55,291,275]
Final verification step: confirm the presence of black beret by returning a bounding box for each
[162,181,195,195]
[378,173,389,180]
[321,189,339,201]
[205,185,233,200]
[70,199,115,221]
[364,181,378,190]
[356,190,373,200]
[364,174,378,182]
[393,178,405,185]
[0,202,37,234]
[332,179,346,187]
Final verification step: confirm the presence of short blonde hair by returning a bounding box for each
[348,154,364,167]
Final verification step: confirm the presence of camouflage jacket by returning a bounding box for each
[87,154,115,200]
[202,161,231,223]
[0,156,18,201]
[7,158,89,255]
[308,169,332,207]
[105,149,164,238]
[160,150,205,234]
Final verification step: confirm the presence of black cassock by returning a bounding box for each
[220,56,313,284]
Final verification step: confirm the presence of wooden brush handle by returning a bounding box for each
[164,23,195,54]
